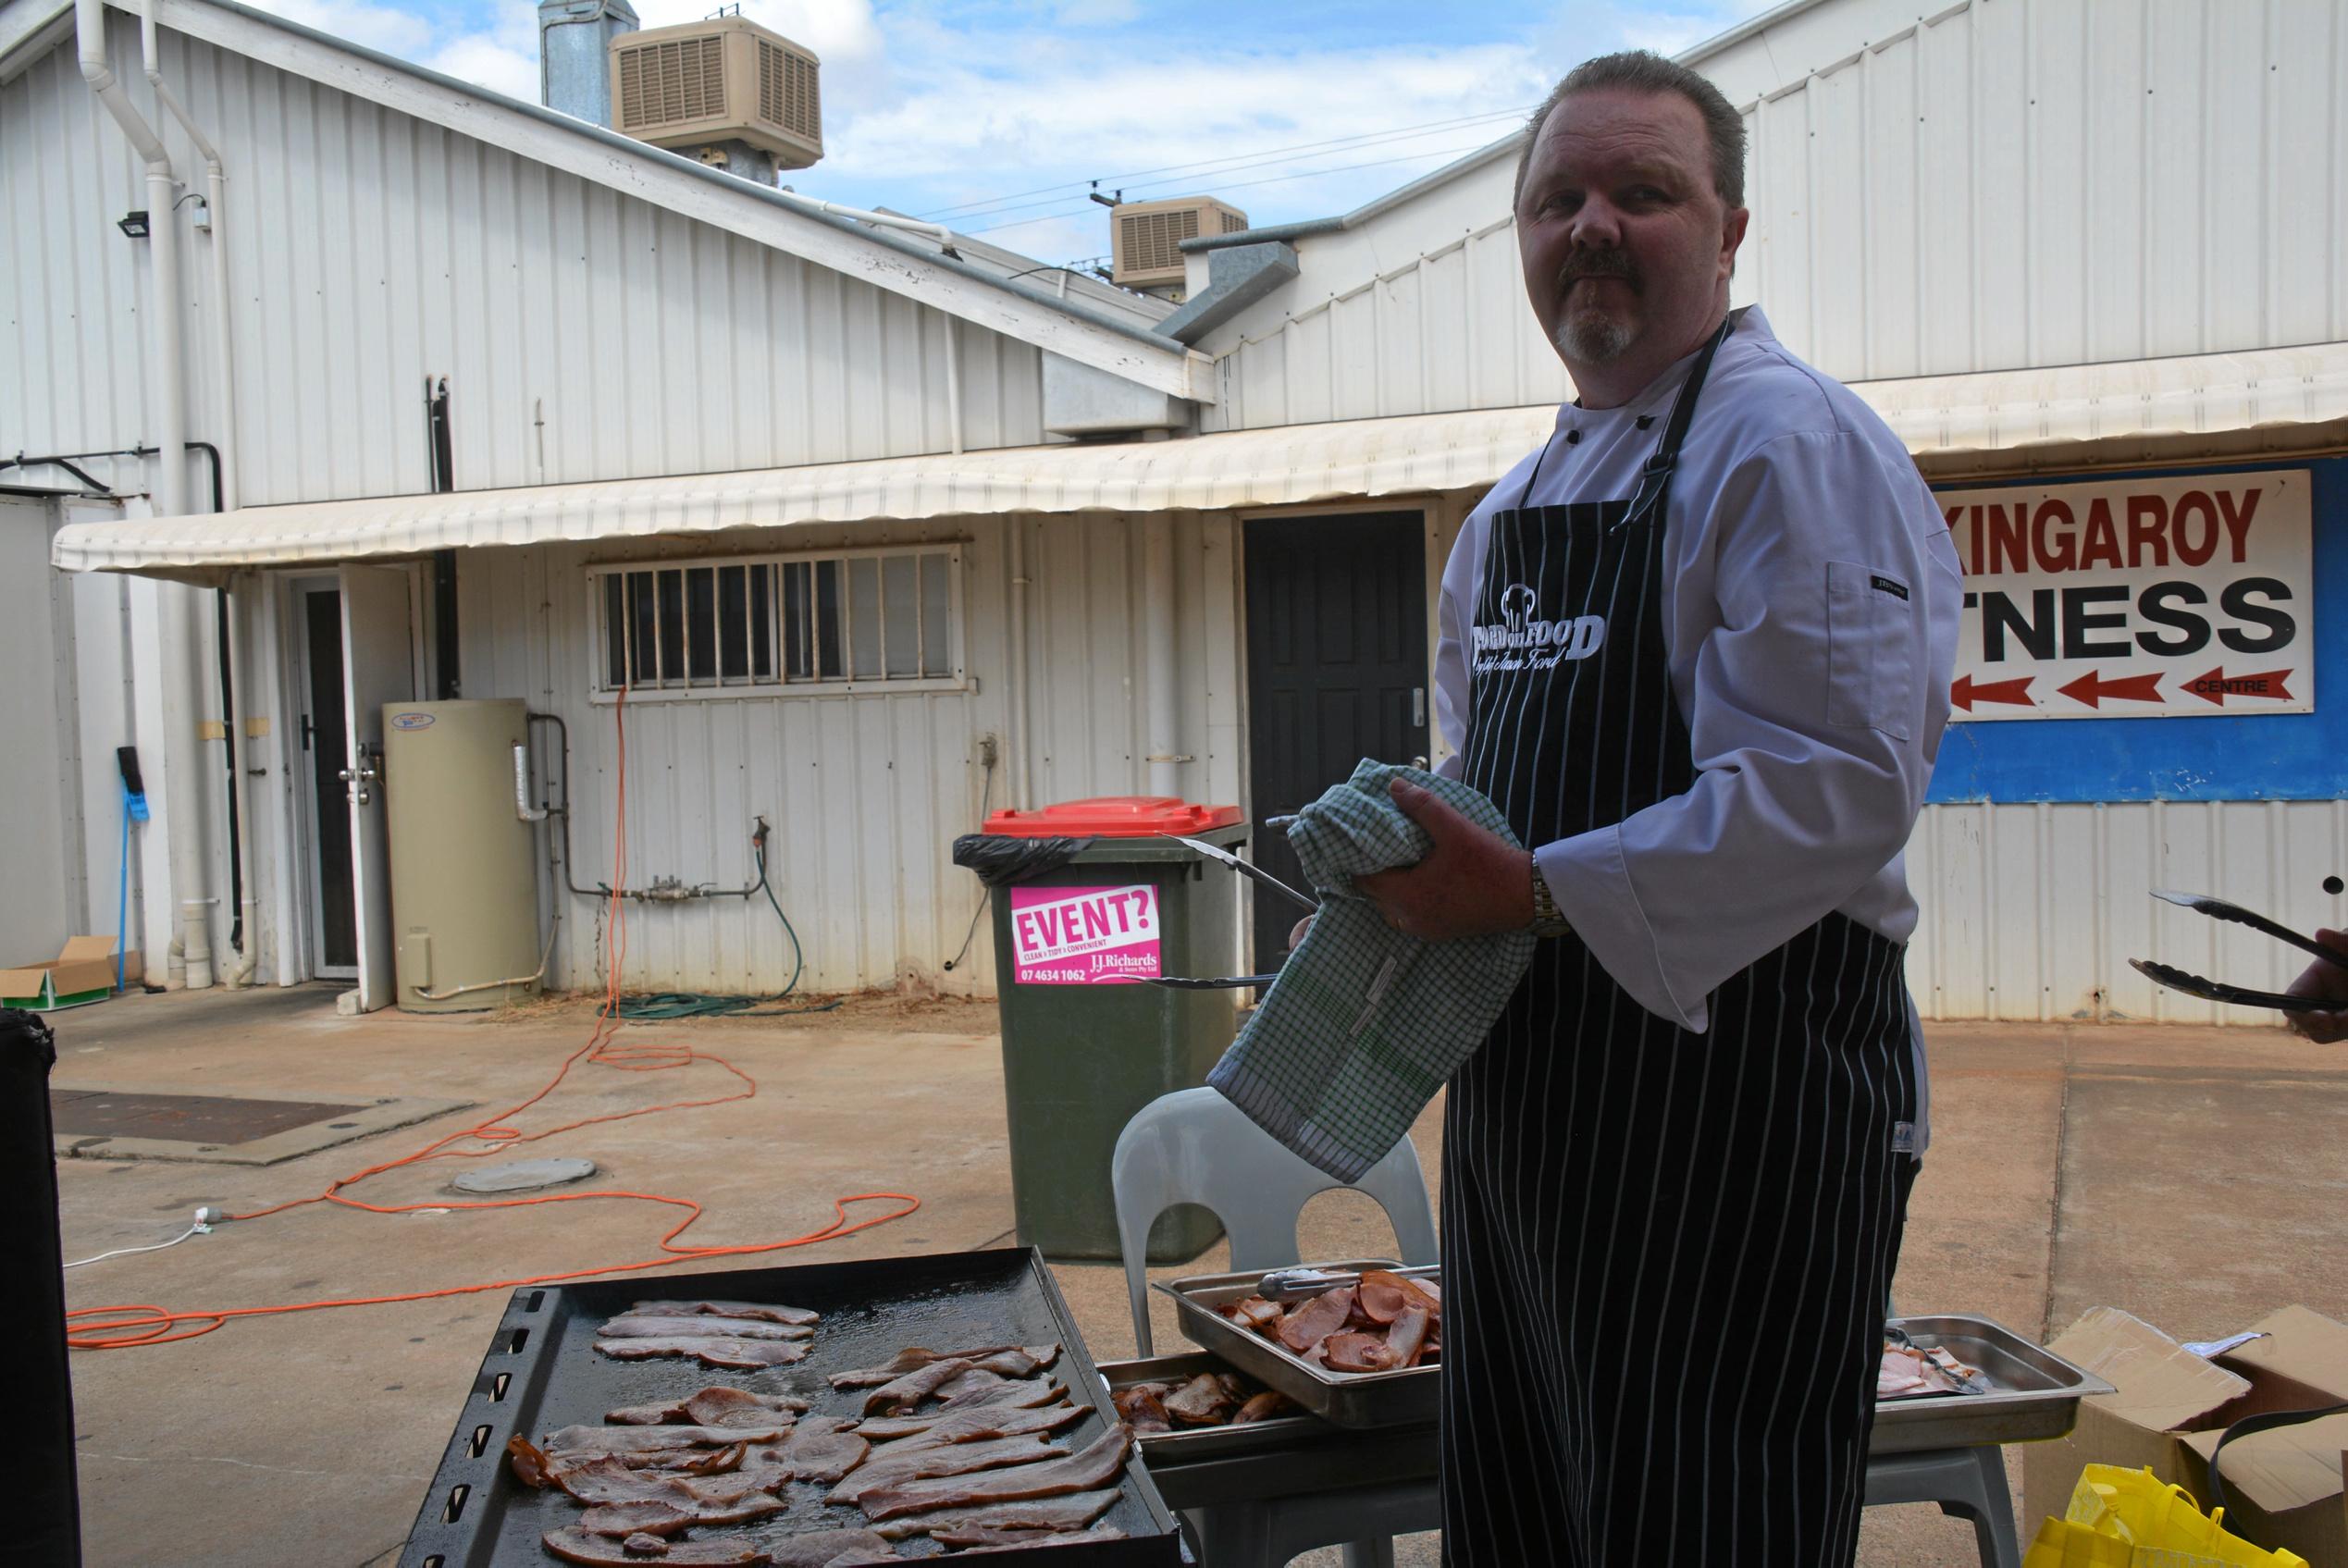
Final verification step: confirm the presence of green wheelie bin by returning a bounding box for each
[952,796,1249,1262]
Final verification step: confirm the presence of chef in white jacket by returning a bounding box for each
[1353,49,1962,1567]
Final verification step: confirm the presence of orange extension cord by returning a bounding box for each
[68,688,920,1351]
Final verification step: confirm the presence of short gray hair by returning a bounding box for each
[1512,51,1748,211]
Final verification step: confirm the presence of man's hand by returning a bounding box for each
[2286,928,2348,1043]
[1353,778,1536,943]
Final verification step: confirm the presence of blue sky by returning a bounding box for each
[253,0,1780,267]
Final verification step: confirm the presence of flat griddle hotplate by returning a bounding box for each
[400,1247,1179,1567]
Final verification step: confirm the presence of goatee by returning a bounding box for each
[1556,310,1635,364]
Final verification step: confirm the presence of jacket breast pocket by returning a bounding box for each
[1825,559,1915,742]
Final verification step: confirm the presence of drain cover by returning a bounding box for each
[451,1156,599,1194]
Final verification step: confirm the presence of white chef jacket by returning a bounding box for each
[1433,307,1960,1148]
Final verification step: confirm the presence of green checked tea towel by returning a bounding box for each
[1206,759,1536,1182]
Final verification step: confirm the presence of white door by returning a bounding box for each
[340,564,415,1012]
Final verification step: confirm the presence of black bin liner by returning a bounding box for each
[951,833,1097,886]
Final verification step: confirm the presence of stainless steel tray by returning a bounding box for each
[1158,1259,1436,1429]
[1165,1262,2114,1447]
[1872,1314,2115,1454]
[1096,1351,1333,1462]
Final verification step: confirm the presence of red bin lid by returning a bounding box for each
[982,796,1243,838]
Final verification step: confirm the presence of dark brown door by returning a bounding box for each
[1243,512,1429,974]
[303,589,358,969]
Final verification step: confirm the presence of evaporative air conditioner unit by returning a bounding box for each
[1111,196,1249,290]
[610,17,822,169]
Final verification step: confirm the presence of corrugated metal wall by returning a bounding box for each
[1204,0,2348,433]
[455,510,1246,997]
[0,17,1045,508]
[1743,0,2348,383]
[1907,798,2348,1024]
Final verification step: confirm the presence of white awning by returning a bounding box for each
[53,340,2348,578]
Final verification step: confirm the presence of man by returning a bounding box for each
[1354,52,1962,1565]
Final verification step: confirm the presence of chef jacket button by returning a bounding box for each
[1635,414,1656,429]
[1564,428,1581,444]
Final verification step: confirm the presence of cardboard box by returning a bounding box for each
[0,935,135,1010]
[2023,1305,2348,1565]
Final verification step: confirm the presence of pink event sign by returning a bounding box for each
[1009,883,1162,984]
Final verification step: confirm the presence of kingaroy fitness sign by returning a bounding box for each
[1939,469,2313,722]
[1008,883,1162,984]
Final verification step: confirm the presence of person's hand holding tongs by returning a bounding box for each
[2131,882,2348,1042]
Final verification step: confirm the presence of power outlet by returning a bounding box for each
[979,735,999,770]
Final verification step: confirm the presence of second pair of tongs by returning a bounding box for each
[2128,889,2348,1013]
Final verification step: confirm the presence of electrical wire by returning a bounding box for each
[65,1222,205,1270]
[961,139,1503,238]
[917,104,1534,223]
[941,754,997,975]
[66,685,919,1351]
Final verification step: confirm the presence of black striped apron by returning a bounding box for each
[1439,316,1920,1567]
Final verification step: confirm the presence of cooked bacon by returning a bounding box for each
[595,1337,809,1370]
[1278,1288,1357,1352]
[862,1356,976,1415]
[545,1425,785,1453]
[1354,1271,1440,1326]
[771,1416,870,1486]
[1111,1385,1172,1433]
[544,1455,788,1525]
[948,1527,1129,1553]
[870,1488,1122,1541]
[1230,1390,1298,1425]
[509,1434,562,1488]
[541,1527,768,1564]
[757,1530,898,1568]
[1160,1374,1239,1426]
[1217,1295,1287,1336]
[576,1501,696,1538]
[598,1315,813,1343]
[1384,1305,1431,1368]
[854,1400,1083,1446]
[827,1345,1057,1389]
[860,1426,1131,1523]
[626,1299,819,1327]
[1321,1331,1394,1373]
[606,1388,809,1426]
[827,1434,1062,1504]
[918,1375,1067,1414]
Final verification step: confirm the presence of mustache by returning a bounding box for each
[1557,251,1641,295]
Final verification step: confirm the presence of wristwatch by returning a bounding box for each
[1527,854,1571,938]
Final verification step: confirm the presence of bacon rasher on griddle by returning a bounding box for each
[852,1398,1083,1446]
[594,1336,809,1370]
[597,1315,813,1342]
[869,1487,1121,1541]
[859,1425,1131,1522]
[626,1299,819,1327]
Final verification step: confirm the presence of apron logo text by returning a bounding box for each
[1473,584,1606,672]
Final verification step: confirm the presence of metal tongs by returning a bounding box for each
[1884,1323,1988,1396]
[2128,888,2348,1013]
[1137,831,1321,992]
[1257,1263,1440,1303]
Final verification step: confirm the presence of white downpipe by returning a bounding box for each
[81,0,212,986]
[1143,517,1180,800]
[144,6,253,988]
[1007,519,1032,809]
[943,319,964,456]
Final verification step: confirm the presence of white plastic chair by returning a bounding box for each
[1110,1087,1442,1567]
[1110,1086,1440,1357]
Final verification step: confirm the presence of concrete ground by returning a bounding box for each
[46,985,2348,1566]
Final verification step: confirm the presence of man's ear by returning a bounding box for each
[1721,205,1750,282]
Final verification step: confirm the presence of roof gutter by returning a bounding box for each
[1154,241,1298,345]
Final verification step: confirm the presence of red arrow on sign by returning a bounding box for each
[2180,667,2295,706]
[1952,673,2034,712]
[2057,669,2167,709]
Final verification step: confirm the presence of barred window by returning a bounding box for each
[588,547,963,699]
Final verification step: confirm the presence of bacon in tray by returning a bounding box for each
[1217,1269,1442,1373]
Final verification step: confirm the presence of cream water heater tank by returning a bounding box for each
[382,698,543,1012]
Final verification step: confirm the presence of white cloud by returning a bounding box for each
[261,0,434,56]
[426,32,538,98]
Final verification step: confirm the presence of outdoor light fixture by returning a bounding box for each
[117,210,150,239]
